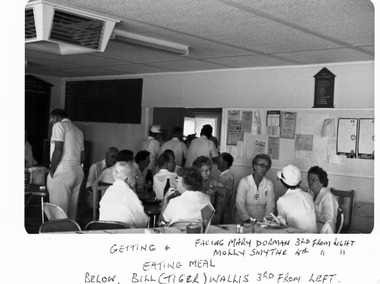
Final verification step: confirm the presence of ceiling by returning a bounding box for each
[25,0,374,78]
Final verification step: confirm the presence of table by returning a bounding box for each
[25,184,49,224]
[52,224,305,234]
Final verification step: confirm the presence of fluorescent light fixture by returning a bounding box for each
[111,28,189,56]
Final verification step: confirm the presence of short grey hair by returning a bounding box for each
[112,161,135,181]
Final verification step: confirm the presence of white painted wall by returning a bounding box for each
[33,61,374,209]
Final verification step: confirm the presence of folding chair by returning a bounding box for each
[39,219,81,233]
[43,202,68,221]
[85,220,129,231]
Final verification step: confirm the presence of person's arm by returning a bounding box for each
[159,188,176,223]
[318,194,338,224]
[49,141,63,177]
[80,150,85,165]
[264,182,276,217]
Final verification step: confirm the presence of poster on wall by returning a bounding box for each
[266,110,281,136]
[280,111,297,139]
[337,118,358,158]
[242,111,253,133]
[227,110,243,145]
[358,118,374,159]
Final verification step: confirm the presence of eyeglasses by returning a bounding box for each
[307,178,320,183]
[256,163,269,170]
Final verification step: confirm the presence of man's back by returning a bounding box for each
[185,136,218,167]
[160,137,187,167]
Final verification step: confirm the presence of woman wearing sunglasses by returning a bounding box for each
[235,154,275,223]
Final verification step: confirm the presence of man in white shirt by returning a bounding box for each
[153,152,177,200]
[47,108,85,220]
[185,125,219,167]
[99,161,149,228]
[86,147,119,188]
[216,152,235,191]
[85,147,119,207]
[160,127,188,167]
[135,150,151,192]
[276,164,318,233]
[141,125,162,173]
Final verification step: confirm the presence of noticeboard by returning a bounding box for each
[65,79,143,124]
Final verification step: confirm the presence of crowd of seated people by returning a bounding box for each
[43,112,341,233]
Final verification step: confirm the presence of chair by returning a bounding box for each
[85,220,129,231]
[93,182,112,221]
[331,188,355,233]
[335,207,344,234]
[211,187,231,224]
[168,220,202,228]
[350,202,374,233]
[43,202,68,221]
[320,220,334,234]
[39,219,81,233]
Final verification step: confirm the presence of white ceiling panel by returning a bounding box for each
[24,0,374,78]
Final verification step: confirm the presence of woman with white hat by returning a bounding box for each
[276,164,318,233]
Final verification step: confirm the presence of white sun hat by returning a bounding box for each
[277,164,301,187]
[150,125,162,133]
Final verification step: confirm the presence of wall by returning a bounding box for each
[31,61,374,206]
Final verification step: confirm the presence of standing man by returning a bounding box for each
[185,125,219,167]
[160,127,188,167]
[47,108,85,221]
[141,125,162,173]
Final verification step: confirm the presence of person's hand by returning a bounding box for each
[164,187,176,200]
[277,216,287,226]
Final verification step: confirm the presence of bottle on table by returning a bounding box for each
[163,178,171,197]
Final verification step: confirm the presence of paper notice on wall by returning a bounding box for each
[296,136,328,163]
[358,118,374,159]
[228,110,241,120]
[244,133,268,159]
[295,134,314,151]
[266,110,280,136]
[268,136,280,160]
[227,120,243,145]
[280,111,297,139]
[321,118,336,137]
[252,110,261,135]
[337,118,358,158]
[242,111,253,133]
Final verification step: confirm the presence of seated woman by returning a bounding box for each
[99,161,149,228]
[235,154,275,222]
[307,166,339,233]
[276,164,318,233]
[160,167,210,225]
[192,156,230,223]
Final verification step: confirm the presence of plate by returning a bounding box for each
[257,221,287,229]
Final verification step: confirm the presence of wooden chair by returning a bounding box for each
[43,202,68,221]
[39,219,81,233]
[211,187,230,224]
[85,220,129,231]
[331,188,355,233]
[335,207,344,234]
[93,181,112,221]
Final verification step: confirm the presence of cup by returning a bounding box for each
[186,223,202,234]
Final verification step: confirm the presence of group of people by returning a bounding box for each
[235,153,339,233]
[44,108,338,233]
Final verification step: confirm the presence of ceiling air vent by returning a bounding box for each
[25,0,119,55]
[25,8,37,39]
